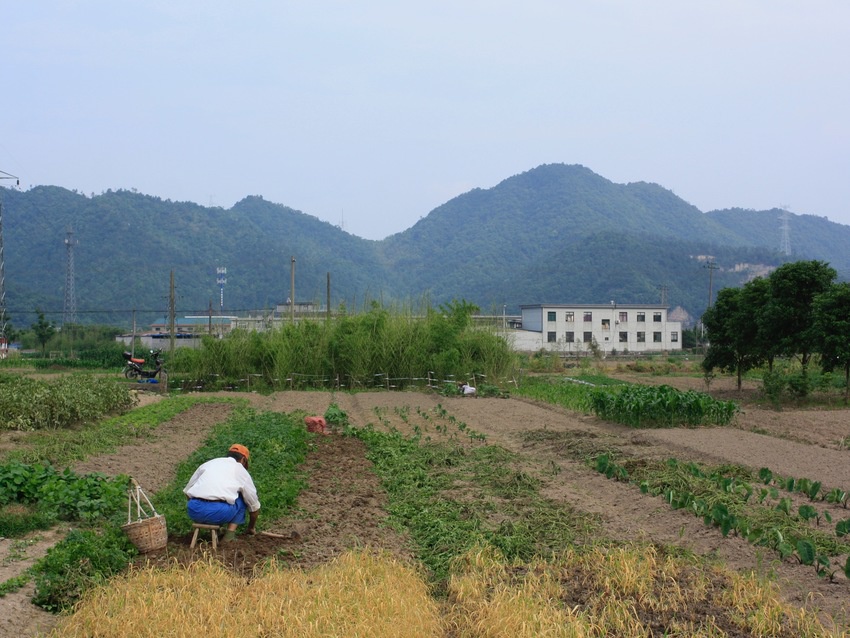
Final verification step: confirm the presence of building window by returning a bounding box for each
[601,319,610,330]
[547,311,556,322]
[636,312,645,322]
[671,332,679,343]
[619,331,628,343]
[653,332,662,342]
[619,311,628,323]
[565,312,574,322]
[583,331,593,343]
[547,331,557,343]
[637,332,645,343]
[583,311,592,322]
[653,312,662,323]
[565,331,575,343]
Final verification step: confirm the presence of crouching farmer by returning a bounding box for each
[184,443,260,542]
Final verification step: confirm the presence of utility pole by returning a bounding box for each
[169,270,176,354]
[290,256,296,322]
[0,169,19,352]
[326,272,331,322]
[216,266,226,337]
[701,260,719,345]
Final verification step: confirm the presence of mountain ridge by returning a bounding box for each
[1,164,847,329]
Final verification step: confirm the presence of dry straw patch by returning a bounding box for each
[46,544,844,638]
[49,550,442,638]
[444,546,842,638]
[47,557,245,637]
[236,550,441,637]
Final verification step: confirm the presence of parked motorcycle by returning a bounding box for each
[122,348,164,380]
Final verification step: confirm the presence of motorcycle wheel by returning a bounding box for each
[125,368,139,380]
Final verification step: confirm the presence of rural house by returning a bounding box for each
[512,303,682,354]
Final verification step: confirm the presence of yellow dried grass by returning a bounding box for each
[447,548,585,637]
[48,545,842,638]
[718,570,837,637]
[444,545,840,638]
[49,557,244,638]
[49,550,441,638]
[234,549,442,637]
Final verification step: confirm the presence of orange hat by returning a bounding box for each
[229,444,250,460]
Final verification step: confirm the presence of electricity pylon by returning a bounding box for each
[0,170,20,346]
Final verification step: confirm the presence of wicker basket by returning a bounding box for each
[122,478,167,553]
[122,514,168,553]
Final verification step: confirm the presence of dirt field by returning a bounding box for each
[3,374,850,635]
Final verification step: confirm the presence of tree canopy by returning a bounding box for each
[703,260,847,401]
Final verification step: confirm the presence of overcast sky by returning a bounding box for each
[2,1,848,240]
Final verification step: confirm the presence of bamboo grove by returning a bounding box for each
[169,300,517,391]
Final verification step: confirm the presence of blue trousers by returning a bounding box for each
[187,495,246,526]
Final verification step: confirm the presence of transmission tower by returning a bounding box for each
[63,228,78,325]
[658,284,669,306]
[216,266,227,313]
[0,169,20,345]
[778,206,792,256]
[703,259,719,308]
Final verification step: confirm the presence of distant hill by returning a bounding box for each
[705,208,850,276]
[1,164,847,330]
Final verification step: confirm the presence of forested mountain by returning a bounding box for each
[706,208,850,276]
[1,164,847,330]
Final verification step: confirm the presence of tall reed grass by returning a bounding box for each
[170,304,515,390]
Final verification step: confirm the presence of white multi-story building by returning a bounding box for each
[512,303,682,354]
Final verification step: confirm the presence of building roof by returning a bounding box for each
[520,303,670,310]
[150,316,235,327]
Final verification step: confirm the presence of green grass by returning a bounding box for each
[350,421,602,591]
[154,407,312,535]
[1,405,313,612]
[0,395,245,466]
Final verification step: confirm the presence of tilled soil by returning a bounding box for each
[3,378,850,635]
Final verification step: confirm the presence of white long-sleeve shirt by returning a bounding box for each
[183,457,261,513]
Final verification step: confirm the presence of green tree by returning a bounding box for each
[31,309,56,355]
[812,282,850,404]
[760,260,836,374]
[702,278,768,390]
[681,326,699,349]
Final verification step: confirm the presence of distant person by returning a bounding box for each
[459,382,477,397]
[183,443,260,542]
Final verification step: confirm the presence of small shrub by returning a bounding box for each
[324,403,350,428]
[760,370,786,404]
[32,527,137,612]
[786,371,812,398]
